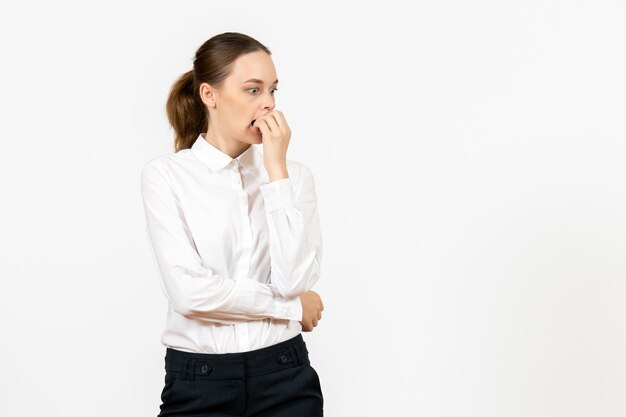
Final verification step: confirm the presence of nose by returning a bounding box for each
[261,92,276,111]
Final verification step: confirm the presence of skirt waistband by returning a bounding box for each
[163,333,310,380]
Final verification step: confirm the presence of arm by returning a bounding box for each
[259,165,323,299]
[140,163,302,325]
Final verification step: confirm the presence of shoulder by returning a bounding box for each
[286,159,311,175]
[285,159,317,194]
[142,148,196,171]
[140,148,198,185]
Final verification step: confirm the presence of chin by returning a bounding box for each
[250,132,263,143]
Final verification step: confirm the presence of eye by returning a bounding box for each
[248,88,278,94]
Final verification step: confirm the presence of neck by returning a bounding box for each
[201,131,251,159]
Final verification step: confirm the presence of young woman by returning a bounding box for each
[140,32,325,416]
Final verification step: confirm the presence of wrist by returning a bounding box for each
[266,164,289,182]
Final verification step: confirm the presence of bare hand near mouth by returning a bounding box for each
[252,110,291,181]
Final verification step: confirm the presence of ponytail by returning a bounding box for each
[165,70,208,152]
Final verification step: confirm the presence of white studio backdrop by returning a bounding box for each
[0,1,625,416]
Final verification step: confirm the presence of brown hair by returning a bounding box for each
[165,32,271,152]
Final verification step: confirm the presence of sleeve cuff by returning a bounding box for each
[259,178,296,212]
[273,295,303,321]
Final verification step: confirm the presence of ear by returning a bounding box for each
[198,82,217,109]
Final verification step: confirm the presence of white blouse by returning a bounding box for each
[140,133,322,353]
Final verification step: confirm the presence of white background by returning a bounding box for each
[1,1,625,416]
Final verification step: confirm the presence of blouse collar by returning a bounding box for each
[191,133,264,177]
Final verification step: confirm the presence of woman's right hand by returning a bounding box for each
[299,290,324,332]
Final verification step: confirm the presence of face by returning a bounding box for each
[199,51,278,145]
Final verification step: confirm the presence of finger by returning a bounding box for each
[317,312,322,320]
[272,110,287,131]
[261,112,281,135]
[276,111,290,135]
[256,118,271,136]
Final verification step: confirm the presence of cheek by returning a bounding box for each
[219,94,253,128]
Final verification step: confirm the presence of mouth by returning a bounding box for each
[251,113,270,127]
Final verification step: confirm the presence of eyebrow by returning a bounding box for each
[242,78,279,85]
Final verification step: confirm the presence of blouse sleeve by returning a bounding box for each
[259,165,323,299]
[140,163,303,325]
